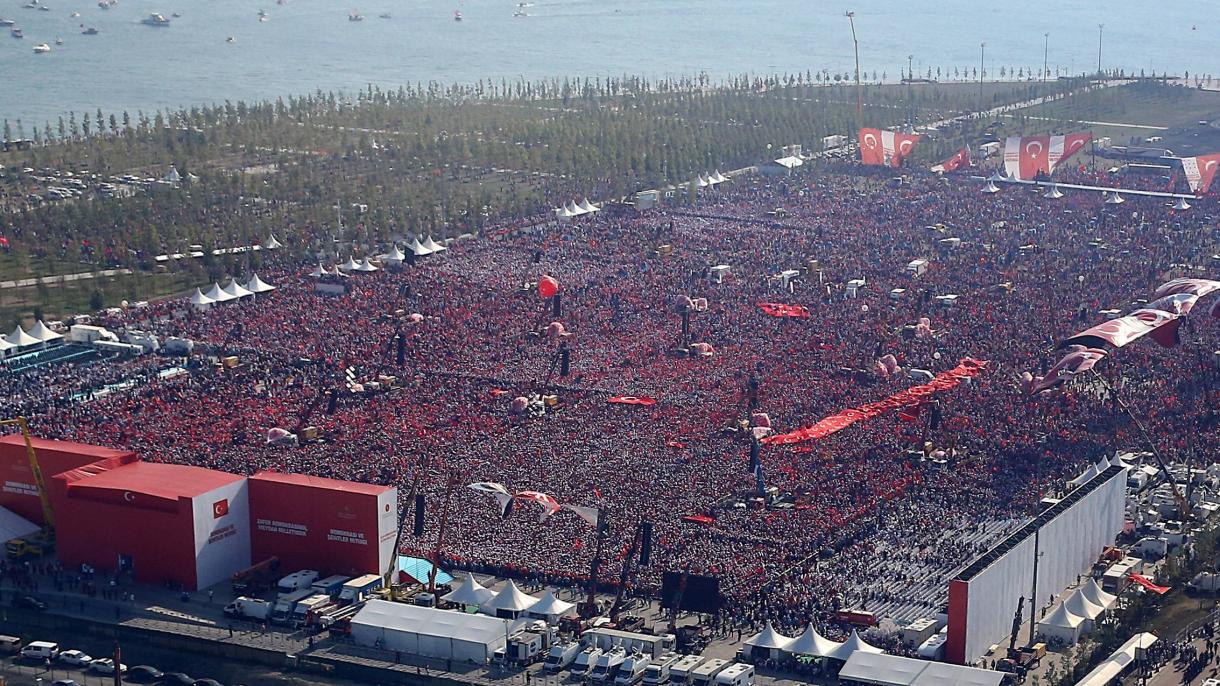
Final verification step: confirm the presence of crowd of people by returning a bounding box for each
[3,161,1217,638]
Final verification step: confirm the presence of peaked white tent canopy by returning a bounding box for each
[338,256,360,272]
[189,287,215,308]
[6,325,40,349]
[1036,602,1085,645]
[0,338,17,358]
[1043,184,1064,199]
[163,166,181,184]
[578,198,600,213]
[787,623,843,659]
[28,320,64,344]
[1173,197,1192,211]
[480,580,539,618]
[525,590,576,621]
[981,181,1001,194]
[354,258,380,272]
[205,283,236,302]
[565,201,586,216]
[1105,191,1125,205]
[710,170,729,184]
[246,274,276,293]
[745,621,794,660]
[1064,586,1105,623]
[383,245,407,264]
[222,279,254,299]
[827,630,884,662]
[696,175,711,188]
[423,236,447,253]
[1081,578,1117,610]
[310,264,330,278]
[442,572,495,607]
[555,206,576,219]
[408,238,433,256]
[264,234,284,249]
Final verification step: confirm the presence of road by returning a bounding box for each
[0,269,131,289]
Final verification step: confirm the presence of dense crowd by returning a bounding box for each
[4,163,1218,637]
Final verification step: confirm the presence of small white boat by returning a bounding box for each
[81,26,98,34]
[513,8,526,16]
[0,18,14,26]
[453,9,461,21]
[33,42,50,52]
[347,11,363,21]
[226,35,235,42]
[55,36,62,44]
[70,11,79,17]
[140,12,170,26]
[11,27,24,38]
[378,12,391,18]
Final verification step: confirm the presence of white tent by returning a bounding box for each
[787,623,841,659]
[1075,633,1158,686]
[555,206,576,220]
[205,283,236,303]
[0,338,16,358]
[744,621,794,661]
[981,181,1001,194]
[1105,191,1125,205]
[188,287,215,309]
[350,600,510,663]
[354,258,380,272]
[1173,197,1192,211]
[840,652,1004,686]
[163,166,181,184]
[423,236,447,253]
[828,630,884,662]
[246,273,276,293]
[7,325,41,349]
[1081,578,1117,610]
[338,256,360,272]
[222,279,254,299]
[28,320,64,345]
[480,580,539,619]
[1036,602,1085,645]
[264,234,284,249]
[696,174,711,188]
[408,237,433,257]
[711,170,729,184]
[565,201,586,216]
[1043,184,1064,199]
[442,572,495,607]
[1064,586,1105,626]
[309,264,330,278]
[382,245,406,264]
[525,590,576,622]
[578,198,600,213]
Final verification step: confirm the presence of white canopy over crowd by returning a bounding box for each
[187,274,277,309]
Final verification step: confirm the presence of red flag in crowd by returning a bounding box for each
[931,146,971,173]
[1182,153,1220,194]
[859,128,922,168]
[1003,132,1091,179]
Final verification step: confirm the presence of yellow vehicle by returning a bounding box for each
[5,532,54,560]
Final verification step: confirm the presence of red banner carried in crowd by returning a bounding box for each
[1129,572,1170,595]
[762,359,988,446]
[1003,132,1091,180]
[608,396,657,406]
[758,302,812,319]
[931,146,971,173]
[1182,153,1220,194]
[1059,308,1182,350]
[859,128,922,168]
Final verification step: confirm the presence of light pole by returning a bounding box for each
[1043,33,1049,81]
[978,42,986,115]
[1097,24,1104,75]
[846,11,862,133]
[907,54,914,82]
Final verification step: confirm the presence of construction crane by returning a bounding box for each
[1,417,55,558]
[607,521,645,620]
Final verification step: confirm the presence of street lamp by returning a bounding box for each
[907,54,914,81]
[1097,24,1104,75]
[845,11,862,132]
[978,42,986,114]
[1043,33,1049,81]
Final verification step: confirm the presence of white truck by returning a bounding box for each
[581,628,676,659]
[68,324,118,345]
[643,653,681,686]
[668,654,706,686]
[291,594,335,627]
[690,658,730,686]
[713,664,754,686]
[311,574,351,598]
[277,569,320,594]
[543,641,581,672]
[589,646,628,684]
[270,589,314,624]
[571,646,603,678]
[615,652,652,686]
[223,596,271,621]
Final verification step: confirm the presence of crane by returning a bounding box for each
[607,521,645,621]
[1,417,55,558]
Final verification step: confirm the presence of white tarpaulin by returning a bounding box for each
[351,599,510,663]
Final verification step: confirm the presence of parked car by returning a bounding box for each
[13,595,48,611]
[52,680,80,686]
[128,666,165,683]
[161,673,195,686]
[58,650,94,666]
[89,658,128,675]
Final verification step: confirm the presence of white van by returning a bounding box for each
[21,641,60,660]
[276,569,320,594]
[712,664,754,686]
[0,635,22,654]
[668,654,706,686]
[690,659,729,686]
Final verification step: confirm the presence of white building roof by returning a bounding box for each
[352,599,510,646]
[840,652,1004,686]
[1074,632,1158,686]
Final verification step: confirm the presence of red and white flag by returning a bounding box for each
[1003,132,1091,179]
[1182,153,1220,193]
[859,128,922,168]
[931,146,971,173]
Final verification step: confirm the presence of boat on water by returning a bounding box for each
[140,12,170,26]
[347,12,363,21]
[33,42,50,52]
[378,12,391,18]
[258,8,267,17]
[81,26,98,34]
[513,8,526,16]
[453,9,461,21]
[11,27,24,38]
[0,19,15,26]
[226,35,235,42]
[55,36,62,44]
[38,6,51,11]
[171,12,180,17]
[70,11,79,17]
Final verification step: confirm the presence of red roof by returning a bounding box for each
[67,461,243,509]
[0,434,135,461]
[250,471,389,495]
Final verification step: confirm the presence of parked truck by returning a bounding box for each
[338,574,383,604]
[311,575,351,598]
[270,589,314,624]
[223,597,271,621]
[277,570,320,594]
[581,628,676,659]
[544,641,581,672]
[291,594,335,627]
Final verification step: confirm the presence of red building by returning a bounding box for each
[0,435,134,524]
[53,461,251,591]
[248,472,397,578]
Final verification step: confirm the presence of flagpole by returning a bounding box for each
[845,11,862,133]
